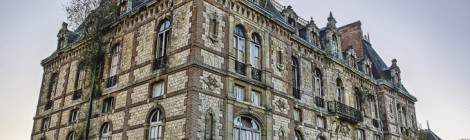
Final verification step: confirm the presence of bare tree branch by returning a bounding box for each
[65,0,101,30]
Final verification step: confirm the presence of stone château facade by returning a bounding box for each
[31,0,418,140]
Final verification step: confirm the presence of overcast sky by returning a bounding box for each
[0,0,469,139]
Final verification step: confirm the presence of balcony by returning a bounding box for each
[72,89,82,100]
[153,56,168,70]
[106,76,118,88]
[44,100,53,110]
[293,88,301,99]
[328,101,363,123]
[315,96,325,108]
[251,68,262,81]
[235,61,246,75]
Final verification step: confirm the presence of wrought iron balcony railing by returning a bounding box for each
[293,88,301,99]
[72,89,82,100]
[251,67,262,81]
[44,100,53,110]
[235,61,246,75]
[153,56,168,70]
[328,101,363,123]
[106,76,118,88]
[315,96,325,108]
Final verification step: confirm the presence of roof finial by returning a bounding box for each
[427,120,430,130]
[327,11,337,28]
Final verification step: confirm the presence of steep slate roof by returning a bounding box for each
[421,129,442,140]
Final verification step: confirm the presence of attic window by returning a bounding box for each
[288,17,295,26]
[58,37,65,49]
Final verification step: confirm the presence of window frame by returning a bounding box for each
[233,116,261,140]
[100,123,112,140]
[249,34,262,69]
[156,20,171,59]
[234,85,245,102]
[251,90,261,106]
[102,97,114,113]
[149,109,164,140]
[234,25,246,63]
[151,81,165,98]
[69,109,79,123]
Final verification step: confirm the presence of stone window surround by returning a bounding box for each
[231,80,266,108]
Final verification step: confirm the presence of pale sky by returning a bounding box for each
[0,0,469,139]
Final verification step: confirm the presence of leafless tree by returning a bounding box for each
[64,0,101,30]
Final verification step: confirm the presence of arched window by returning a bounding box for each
[317,136,326,140]
[149,109,164,140]
[336,78,343,103]
[294,130,303,140]
[233,116,261,140]
[100,123,111,140]
[250,33,261,69]
[292,57,301,99]
[313,69,323,97]
[234,25,246,63]
[156,20,171,59]
[66,131,75,140]
[205,111,215,140]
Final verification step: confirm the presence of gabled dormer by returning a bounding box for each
[57,22,70,50]
[281,6,298,27]
[306,18,321,47]
[320,12,342,59]
[344,47,357,68]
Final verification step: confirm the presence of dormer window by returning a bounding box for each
[58,37,66,49]
[288,17,295,26]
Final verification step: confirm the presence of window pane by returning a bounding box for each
[251,91,260,106]
[153,82,164,97]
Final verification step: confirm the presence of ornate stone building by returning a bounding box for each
[31,0,418,140]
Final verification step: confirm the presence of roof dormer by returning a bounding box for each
[57,22,70,50]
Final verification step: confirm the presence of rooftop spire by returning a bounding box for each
[327,11,337,28]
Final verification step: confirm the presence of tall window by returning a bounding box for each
[67,132,75,140]
[354,88,362,110]
[149,109,164,140]
[374,135,381,140]
[316,116,326,129]
[356,129,365,140]
[293,108,301,122]
[47,73,58,101]
[152,81,165,98]
[109,45,121,78]
[336,78,343,103]
[234,25,246,63]
[205,112,215,140]
[102,97,114,113]
[41,117,50,131]
[69,109,79,123]
[233,116,261,140]
[100,123,111,140]
[74,65,85,90]
[313,69,323,97]
[250,34,261,69]
[292,57,300,99]
[331,35,339,57]
[209,16,219,37]
[251,91,261,106]
[294,130,303,140]
[234,85,245,102]
[156,20,171,59]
